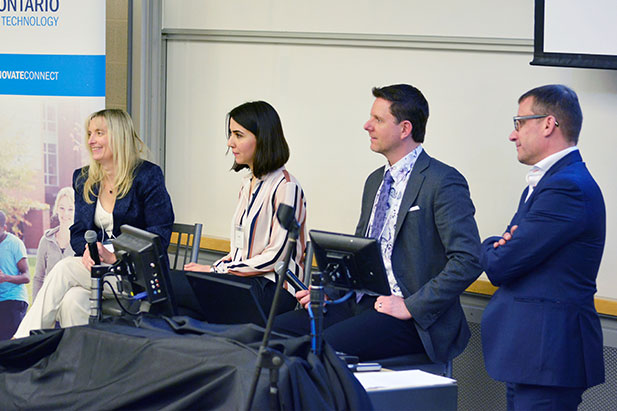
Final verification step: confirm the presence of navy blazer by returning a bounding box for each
[481,150,605,388]
[356,150,482,363]
[70,160,175,256]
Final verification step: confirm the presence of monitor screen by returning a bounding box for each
[111,224,177,316]
[532,0,617,70]
[183,271,268,326]
[309,229,391,296]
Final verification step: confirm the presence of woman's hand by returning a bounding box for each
[81,242,118,271]
[98,243,117,264]
[81,245,96,271]
[295,289,311,310]
[295,288,330,310]
[184,262,212,272]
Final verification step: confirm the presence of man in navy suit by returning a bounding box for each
[275,84,482,363]
[481,84,605,410]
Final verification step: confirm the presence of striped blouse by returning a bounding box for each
[212,167,307,290]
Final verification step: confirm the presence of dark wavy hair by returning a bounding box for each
[372,84,429,143]
[227,101,290,178]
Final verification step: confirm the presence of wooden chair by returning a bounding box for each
[168,223,203,270]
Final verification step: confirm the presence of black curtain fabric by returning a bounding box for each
[0,315,372,410]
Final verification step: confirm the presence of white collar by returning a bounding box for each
[533,146,578,174]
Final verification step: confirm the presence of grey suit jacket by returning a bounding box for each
[356,150,482,362]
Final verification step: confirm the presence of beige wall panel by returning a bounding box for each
[162,1,617,300]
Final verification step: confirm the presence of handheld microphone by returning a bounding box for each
[275,261,308,291]
[85,230,100,264]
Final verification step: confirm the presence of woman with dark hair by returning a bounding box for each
[185,101,306,315]
[14,109,174,338]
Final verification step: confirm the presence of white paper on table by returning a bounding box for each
[354,369,456,391]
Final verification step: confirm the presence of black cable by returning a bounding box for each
[102,279,140,316]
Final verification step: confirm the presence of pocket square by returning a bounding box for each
[408,205,420,212]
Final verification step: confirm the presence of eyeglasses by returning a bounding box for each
[513,114,559,132]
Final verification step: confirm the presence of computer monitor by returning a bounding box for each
[111,224,177,316]
[309,229,391,296]
[183,271,268,326]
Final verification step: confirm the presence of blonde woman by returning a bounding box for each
[33,187,76,300]
[14,109,174,338]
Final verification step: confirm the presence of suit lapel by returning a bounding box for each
[84,185,99,237]
[359,167,384,236]
[521,150,583,208]
[393,150,429,240]
[510,189,529,226]
[532,150,581,194]
[114,194,129,220]
[364,170,382,212]
[513,150,582,223]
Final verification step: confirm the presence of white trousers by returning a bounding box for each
[13,257,91,339]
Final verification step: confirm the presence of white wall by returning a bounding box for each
[161,0,617,300]
[162,0,531,38]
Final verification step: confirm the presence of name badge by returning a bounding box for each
[234,225,244,249]
[102,240,114,253]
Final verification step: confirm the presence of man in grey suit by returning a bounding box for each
[275,84,482,362]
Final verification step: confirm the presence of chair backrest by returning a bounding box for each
[169,223,203,270]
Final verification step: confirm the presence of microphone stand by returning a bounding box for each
[89,264,108,324]
[89,251,132,325]
[245,218,299,411]
[309,271,324,356]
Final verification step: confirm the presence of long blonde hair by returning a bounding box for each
[80,109,146,203]
[52,186,75,217]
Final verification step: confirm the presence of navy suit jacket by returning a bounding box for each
[356,150,482,363]
[481,150,605,388]
[70,160,175,256]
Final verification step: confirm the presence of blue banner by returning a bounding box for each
[0,53,105,96]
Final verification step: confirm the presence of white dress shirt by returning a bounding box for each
[525,146,579,202]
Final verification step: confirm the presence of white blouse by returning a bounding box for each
[212,167,307,290]
[94,199,114,241]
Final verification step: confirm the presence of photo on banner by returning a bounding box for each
[0,0,105,302]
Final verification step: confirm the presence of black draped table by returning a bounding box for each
[0,315,372,410]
